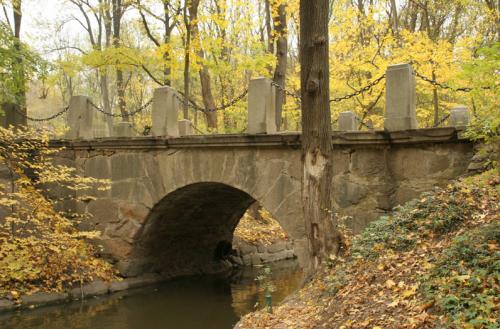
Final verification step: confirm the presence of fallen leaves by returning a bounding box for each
[236,170,499,328]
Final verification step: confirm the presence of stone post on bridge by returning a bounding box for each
[338,111,359,131]
[449,106,470,127]
[384,63,417,131]
[66,96,110,139]
[247,77,277,134]
[113,122,135,137]
[66,96,94,139]
[152,86,180,137]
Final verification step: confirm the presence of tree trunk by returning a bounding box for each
[112,0,127,121]
[189,0,218,129]
[300,0,339,271]
[273,2,287,131]
[432,70,439,126]
[183,3,191,121]
[163,0,172,86]
[12,0,26,126]
[390,0,399,36]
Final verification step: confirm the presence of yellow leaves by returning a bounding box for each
[402,287,417,298]
[385,279,396,289]
[0,127,116,298]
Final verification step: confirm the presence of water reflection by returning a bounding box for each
[0,260,303,329]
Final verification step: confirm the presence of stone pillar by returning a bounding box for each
[66,95,94,139]
[152,86,180,137]
[384,63,417,131]
[449,106,470,127]
[247,77,277,134]
[338,111,358,131]
[113,122,135,137]
[178,119,194,136]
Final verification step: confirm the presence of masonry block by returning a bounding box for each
[113,122,135,137]
[66,96,94,139]
[338,111,358,131]
[385,63,417,131]
[449,106,470,127]
[152,86,180,137]
[247,77,277,134]
[178,119,194,136]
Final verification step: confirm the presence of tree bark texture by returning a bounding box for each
[300,0,339,271]
[189,0,218,129]
[272,2,287,131]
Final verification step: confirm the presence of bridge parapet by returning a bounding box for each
[62,63,472,140]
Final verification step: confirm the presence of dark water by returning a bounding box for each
[0,260,303,329]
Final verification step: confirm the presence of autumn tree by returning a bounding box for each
[300,0,339,270]
[0,0,26,127]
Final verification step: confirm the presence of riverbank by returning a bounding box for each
[0,273,165,313]
[0,207,297,314]
[236,170,499,328]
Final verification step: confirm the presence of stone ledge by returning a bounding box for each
[0,274,165,314]
[49,127,468,150]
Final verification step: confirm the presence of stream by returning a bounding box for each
[0,259,303,329]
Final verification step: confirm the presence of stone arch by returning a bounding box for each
[81,148,308,277]
[126,180,307,278]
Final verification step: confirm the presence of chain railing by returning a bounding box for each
[271,81,301,100]
[88,98,153,118]
[413,70,493,93]
[11,106,70,122]
[271,74,386,104]
[174,89,249,113]
[9,65,495,132]
[330,74,386,103]
[433,113,452,128]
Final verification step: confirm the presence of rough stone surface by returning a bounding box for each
[178,119,194,136]
[113,122,135,137]
[385,63,417,131]
[0,299,15,312]
[338,111,358,131]
[450,106,470,127]
[152,86,180,137]
[50,129,473,278]
[21,292,68,306]
[70,280,109,299]
[247,77,277,134]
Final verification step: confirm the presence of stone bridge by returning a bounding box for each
[53,128,473,279]
[43,63,477,279]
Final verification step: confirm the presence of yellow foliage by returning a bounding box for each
[0,127,115,297]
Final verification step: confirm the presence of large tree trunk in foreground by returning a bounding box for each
[300,0,339,271]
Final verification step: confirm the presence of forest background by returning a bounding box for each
[0,0,498,134]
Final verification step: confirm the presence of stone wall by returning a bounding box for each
[50,129,474,279]
[232,238,295,266]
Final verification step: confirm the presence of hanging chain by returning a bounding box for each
[413,70,494,93]
[175,89,249,113]
[12,106,70,122]
[433,113,451,128]
[87,98,153,118]
[330,74,386,103]
[271,81,301,99]
[271,75,386,103]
